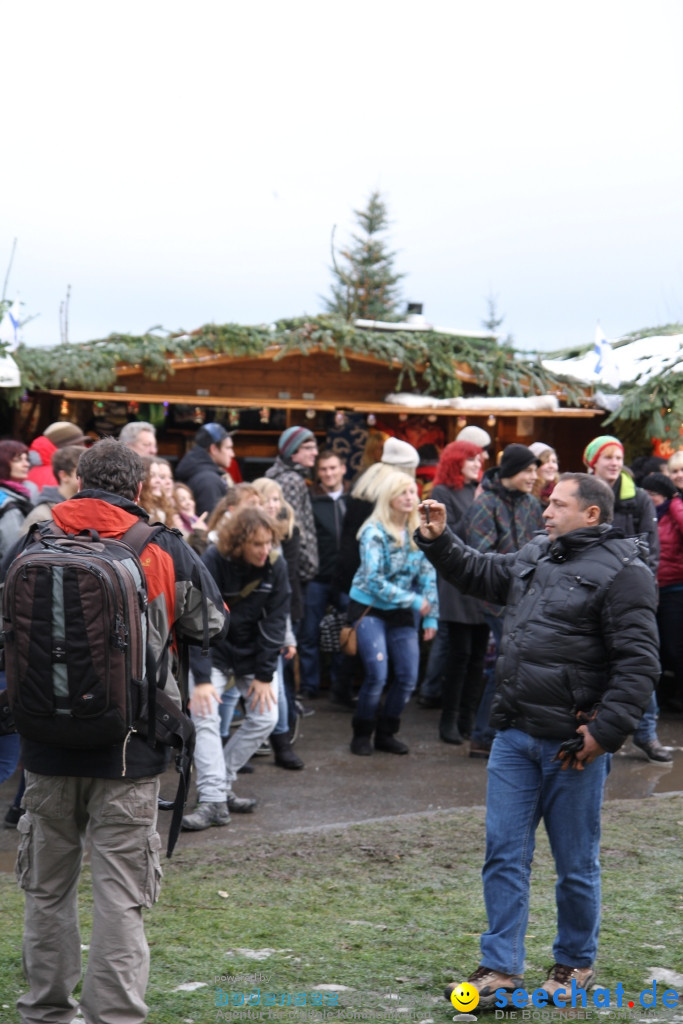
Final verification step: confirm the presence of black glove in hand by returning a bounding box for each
[554,734,585,771]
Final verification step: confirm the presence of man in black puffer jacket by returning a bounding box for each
[416,473,659,1010]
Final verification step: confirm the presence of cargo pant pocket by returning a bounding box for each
[141,830,163,908]
[15,813,33,890]
[23,772,69,818]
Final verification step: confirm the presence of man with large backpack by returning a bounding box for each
[1,438,227,1024]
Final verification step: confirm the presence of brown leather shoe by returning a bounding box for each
[541,964,596,1005]
[445,966,524,1008]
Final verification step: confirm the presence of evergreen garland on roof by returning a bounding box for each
[10,315,584,405]
[603,328,683,442]
[539,322,683,443]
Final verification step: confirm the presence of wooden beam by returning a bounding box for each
[41,389,603,418]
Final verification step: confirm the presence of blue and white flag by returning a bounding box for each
[0,296,21,347]
[593,323,620,387]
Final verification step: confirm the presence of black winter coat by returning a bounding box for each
[281,526,303,622]
[610,472,659,574]
[310,484,348,582]
[417,523,659,752]
[190,546,291,682]
[330,495,373,602]
[430,482,486,625]
[175,446,228,516]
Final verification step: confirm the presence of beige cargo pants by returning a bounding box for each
[15,772,162,1024]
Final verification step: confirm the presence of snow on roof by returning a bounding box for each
[354,317,497,340]
[542,334,683,387]
[386,392,559,412]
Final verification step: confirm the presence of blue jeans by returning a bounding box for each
[633,691,659,744]
[0,732,21,783]
[298,581,353,697]
[272,655,291,737]
[219,687,240,737]
[355,614,420,721]
[481,728,610,975]
[298,581,331,695]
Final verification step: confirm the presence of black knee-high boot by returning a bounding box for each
[375,716,409,754]
[350,716,375,756]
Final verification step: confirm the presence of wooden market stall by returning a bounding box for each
[13,324,605,479]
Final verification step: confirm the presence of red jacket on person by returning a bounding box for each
[655,494,683,588]
[27,434,59,491]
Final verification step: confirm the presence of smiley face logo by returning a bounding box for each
[450,983,480,1013]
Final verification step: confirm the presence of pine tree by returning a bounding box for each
[482,292,514,345]
[325,191,404,321]
[482,294,505,334]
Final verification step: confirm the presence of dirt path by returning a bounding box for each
[1,697,681,868]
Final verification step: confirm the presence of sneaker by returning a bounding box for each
[445,966,524,1008]
[253,740,272,756]
[541,964,596,1004]
[181,801,231,831]
[294,699,315,719]
[226,794,257,813]
[633,738,673,763]
[3,804,25,829]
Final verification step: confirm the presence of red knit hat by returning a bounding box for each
[582,435,623,470]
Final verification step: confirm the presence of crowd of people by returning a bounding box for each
[1,421,679,807]
[0,415,679,1020]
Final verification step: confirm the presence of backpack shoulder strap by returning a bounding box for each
[120,518,166,555]
[35,518,66,539]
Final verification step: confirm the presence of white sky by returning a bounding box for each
[3,0,683,354]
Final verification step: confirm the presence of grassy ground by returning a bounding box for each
[1,795,682,1024]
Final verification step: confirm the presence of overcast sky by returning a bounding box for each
[3,0,682,355]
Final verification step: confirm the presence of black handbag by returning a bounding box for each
[319,607,344,653]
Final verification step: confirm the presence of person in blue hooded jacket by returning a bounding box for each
[347,470,438,756]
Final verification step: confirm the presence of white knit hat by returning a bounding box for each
[529,442,554,459]
[456,425,491,448]
[381,437,420,470]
